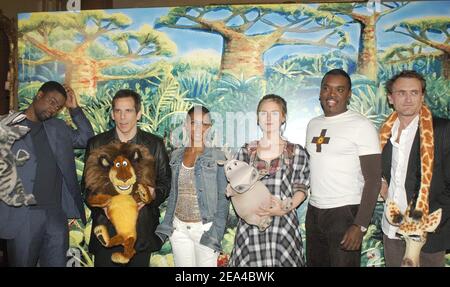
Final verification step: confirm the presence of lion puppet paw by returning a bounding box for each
[111,252,130,264]
[94,225,110,247]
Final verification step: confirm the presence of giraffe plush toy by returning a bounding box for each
[380,105,442,267]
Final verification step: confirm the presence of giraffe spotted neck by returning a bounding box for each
[380,104,434,215]
[381,104,442,267]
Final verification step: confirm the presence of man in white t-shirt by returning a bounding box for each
[305,69,381,267]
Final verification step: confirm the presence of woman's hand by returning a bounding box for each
[256,195,287,217]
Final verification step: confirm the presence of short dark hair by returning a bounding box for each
[187,105,211,123]
[385,70,426,95]
[112,89,142,113]
[187,105,210,116]
[321,69,352,90]
[38,81,67,99]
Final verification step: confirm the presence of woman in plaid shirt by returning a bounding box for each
[228,94,310,267]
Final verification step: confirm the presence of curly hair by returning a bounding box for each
[85,141,156,196]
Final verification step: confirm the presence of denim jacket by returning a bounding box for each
[155,147,229,252]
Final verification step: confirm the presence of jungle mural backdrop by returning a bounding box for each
[17,1,450,267]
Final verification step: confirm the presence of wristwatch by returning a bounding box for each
[354,224,367,233]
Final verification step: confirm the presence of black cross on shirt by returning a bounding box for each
[312,129,330,152]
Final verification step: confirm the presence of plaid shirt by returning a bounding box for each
[228,141,310,267]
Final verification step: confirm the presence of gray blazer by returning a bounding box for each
[0,107,94,239]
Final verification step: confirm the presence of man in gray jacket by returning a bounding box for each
[0,81,94,266]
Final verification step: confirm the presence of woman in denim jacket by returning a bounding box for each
[156,106,229,266]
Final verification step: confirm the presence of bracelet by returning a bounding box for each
[281,198,293,212]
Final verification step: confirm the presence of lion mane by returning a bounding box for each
[85,141,155,197]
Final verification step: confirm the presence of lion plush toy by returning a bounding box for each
[85,141,156,264]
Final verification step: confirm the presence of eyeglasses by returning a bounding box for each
[391,90,422,97]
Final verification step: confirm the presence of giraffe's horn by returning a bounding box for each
[410,208,423,220]
[405,200,414,218]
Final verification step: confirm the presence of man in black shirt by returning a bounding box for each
[27,119,62,208]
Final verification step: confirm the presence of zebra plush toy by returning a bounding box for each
[0,111,35,206]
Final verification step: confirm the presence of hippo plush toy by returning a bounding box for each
[219,159,273,231]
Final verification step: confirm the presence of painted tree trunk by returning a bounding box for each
[64,58,100,98]
[357,16,378,81]
[219,35,265,78]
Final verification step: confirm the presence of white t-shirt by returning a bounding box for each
[305,110,381,209]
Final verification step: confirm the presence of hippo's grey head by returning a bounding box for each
[222,159,259,194]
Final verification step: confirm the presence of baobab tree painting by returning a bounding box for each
[155,5,349,78]
[19,11,177,98]
[18,1,450,267]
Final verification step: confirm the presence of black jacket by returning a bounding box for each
[382,117,450,253]
[81,129,171,253]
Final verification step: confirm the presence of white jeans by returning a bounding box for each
[169,216,218,267]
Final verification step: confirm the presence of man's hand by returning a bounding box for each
[137,184,155,204]
[380,180,389,201]
[63,85,78,109]
[137,202,145,211]
[340,225,364,251]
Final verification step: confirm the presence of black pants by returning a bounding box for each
[93,246,151,267]
[305,204,361,267]
[7,208,68,267]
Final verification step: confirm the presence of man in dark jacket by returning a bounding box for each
[0,81,94,266]
[380,70,450,266]
[82,89,171,267]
